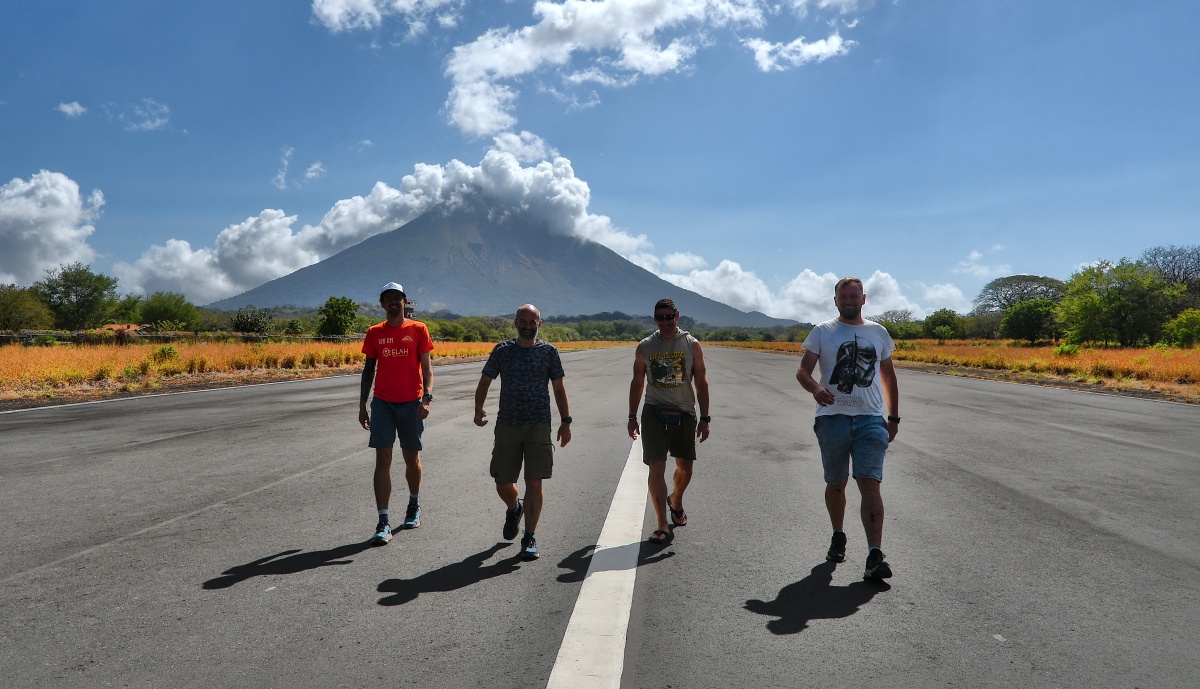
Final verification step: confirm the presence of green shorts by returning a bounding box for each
[640,405,697,465]
[490,422,554,483]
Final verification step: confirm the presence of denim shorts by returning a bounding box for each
[813,414,889,483]
[368,397,424,451]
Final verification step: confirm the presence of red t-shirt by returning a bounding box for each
[361,320,434,403]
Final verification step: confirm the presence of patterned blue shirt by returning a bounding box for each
[481,339,565,425]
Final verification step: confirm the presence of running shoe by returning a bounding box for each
[520,533,539,560]
[503,499,523,541]
[401,503,421,529]
[826,531,847,563]
[372,521,393,545]
[864,549,893,580]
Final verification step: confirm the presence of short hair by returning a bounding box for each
[834,277,864,294]
[654,298,677,313]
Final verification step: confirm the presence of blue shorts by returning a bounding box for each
[814,414,889,483]
[368,398,424,451]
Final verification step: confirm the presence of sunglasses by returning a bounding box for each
[653,312,677,321]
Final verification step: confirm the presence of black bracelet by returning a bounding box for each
[699,416,711,423]
[887,415,900,422]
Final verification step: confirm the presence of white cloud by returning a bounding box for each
[305,162,327,180]
[492,131,559,163]
[311,0,464,34]
[437,0,862,138]
[115,210,320,305]
[273,146,295,190]
[953,247,1011,279]
[56,102,86,117]
[124,98,170,132]
[113,142,654,303]
[651,259,931,322]
[743,33,851,72]
[919,282,972,314]
[0,171,103,285]
[663,252,707,273]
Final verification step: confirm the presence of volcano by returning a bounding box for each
[208,206,792,327]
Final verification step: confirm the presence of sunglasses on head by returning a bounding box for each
[653,312,677,321]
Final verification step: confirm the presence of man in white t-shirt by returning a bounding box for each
[796,277,901,580]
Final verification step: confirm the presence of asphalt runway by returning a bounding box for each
[2,346,1197,688]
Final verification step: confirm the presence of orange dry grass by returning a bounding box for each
[0,340,630,401]
[889,340,1199,385]
[709,339,1200,401]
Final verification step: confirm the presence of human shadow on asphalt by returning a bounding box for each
[743,561,890,635]
[376,542,522,606]
[555,541,675,583]
[202,540,377,589]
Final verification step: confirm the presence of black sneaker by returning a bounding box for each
[864,549,892,580]
[520,533,539,560]
[503,499,523,541]
[826,531,847,562]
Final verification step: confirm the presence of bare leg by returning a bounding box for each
[855,477,885,549]
[401,448,422,496]
[825,479,848,532]
[373,448,393,510]
[523,478,544,533]
[670,457,694,510]
[496,482,519,509]
[647,458,669,532]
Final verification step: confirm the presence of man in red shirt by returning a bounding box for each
[359,282,434,545]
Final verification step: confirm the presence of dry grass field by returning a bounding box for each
[707,339,1200,403]
[0,340,631,409]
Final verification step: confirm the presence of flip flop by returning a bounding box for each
[667,493,687,527]
[648,529,672,544]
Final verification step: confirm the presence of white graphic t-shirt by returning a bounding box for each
[802,318,894,417]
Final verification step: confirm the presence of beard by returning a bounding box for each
[838,304,862,320]
[517,326,539,341]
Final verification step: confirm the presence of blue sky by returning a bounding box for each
[2,0,1197,322]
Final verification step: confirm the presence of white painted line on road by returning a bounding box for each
[545,441,647,689]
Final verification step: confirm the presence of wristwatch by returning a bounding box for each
[562,416,573,424]
[422,393,434,402]
[700,416,711,423]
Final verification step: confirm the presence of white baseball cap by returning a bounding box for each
[380,282,406,298]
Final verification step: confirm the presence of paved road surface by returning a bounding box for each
[2,346,1197,688]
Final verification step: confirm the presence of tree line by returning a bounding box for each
[873,244,1200,347]
[5,245,1199,348]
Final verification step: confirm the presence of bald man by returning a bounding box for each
[474,304,572,561]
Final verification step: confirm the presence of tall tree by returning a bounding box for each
[316,296,359,336]
[973,275,1067,312]
[141,292,200,329]
[1140,244,1200,286]
[1142,244,1200,308]
[1001,299,1056,344]
[31,262,120,330]
[923,308,963,339]
[0,284,56,331]
[1057,260,1183,346]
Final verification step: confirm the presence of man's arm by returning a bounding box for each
[627,344,646,440]
[552,377,571,447]
[691,340,711,443]
[418,350,434,420]
[473,374,493,427]
[359,357,377,429]
[796,351,835,407]
[880,356,900,441]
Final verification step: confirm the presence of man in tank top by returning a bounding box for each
[627,298,711,544]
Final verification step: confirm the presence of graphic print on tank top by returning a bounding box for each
[830,334,877,394]
[649,351,685,388]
